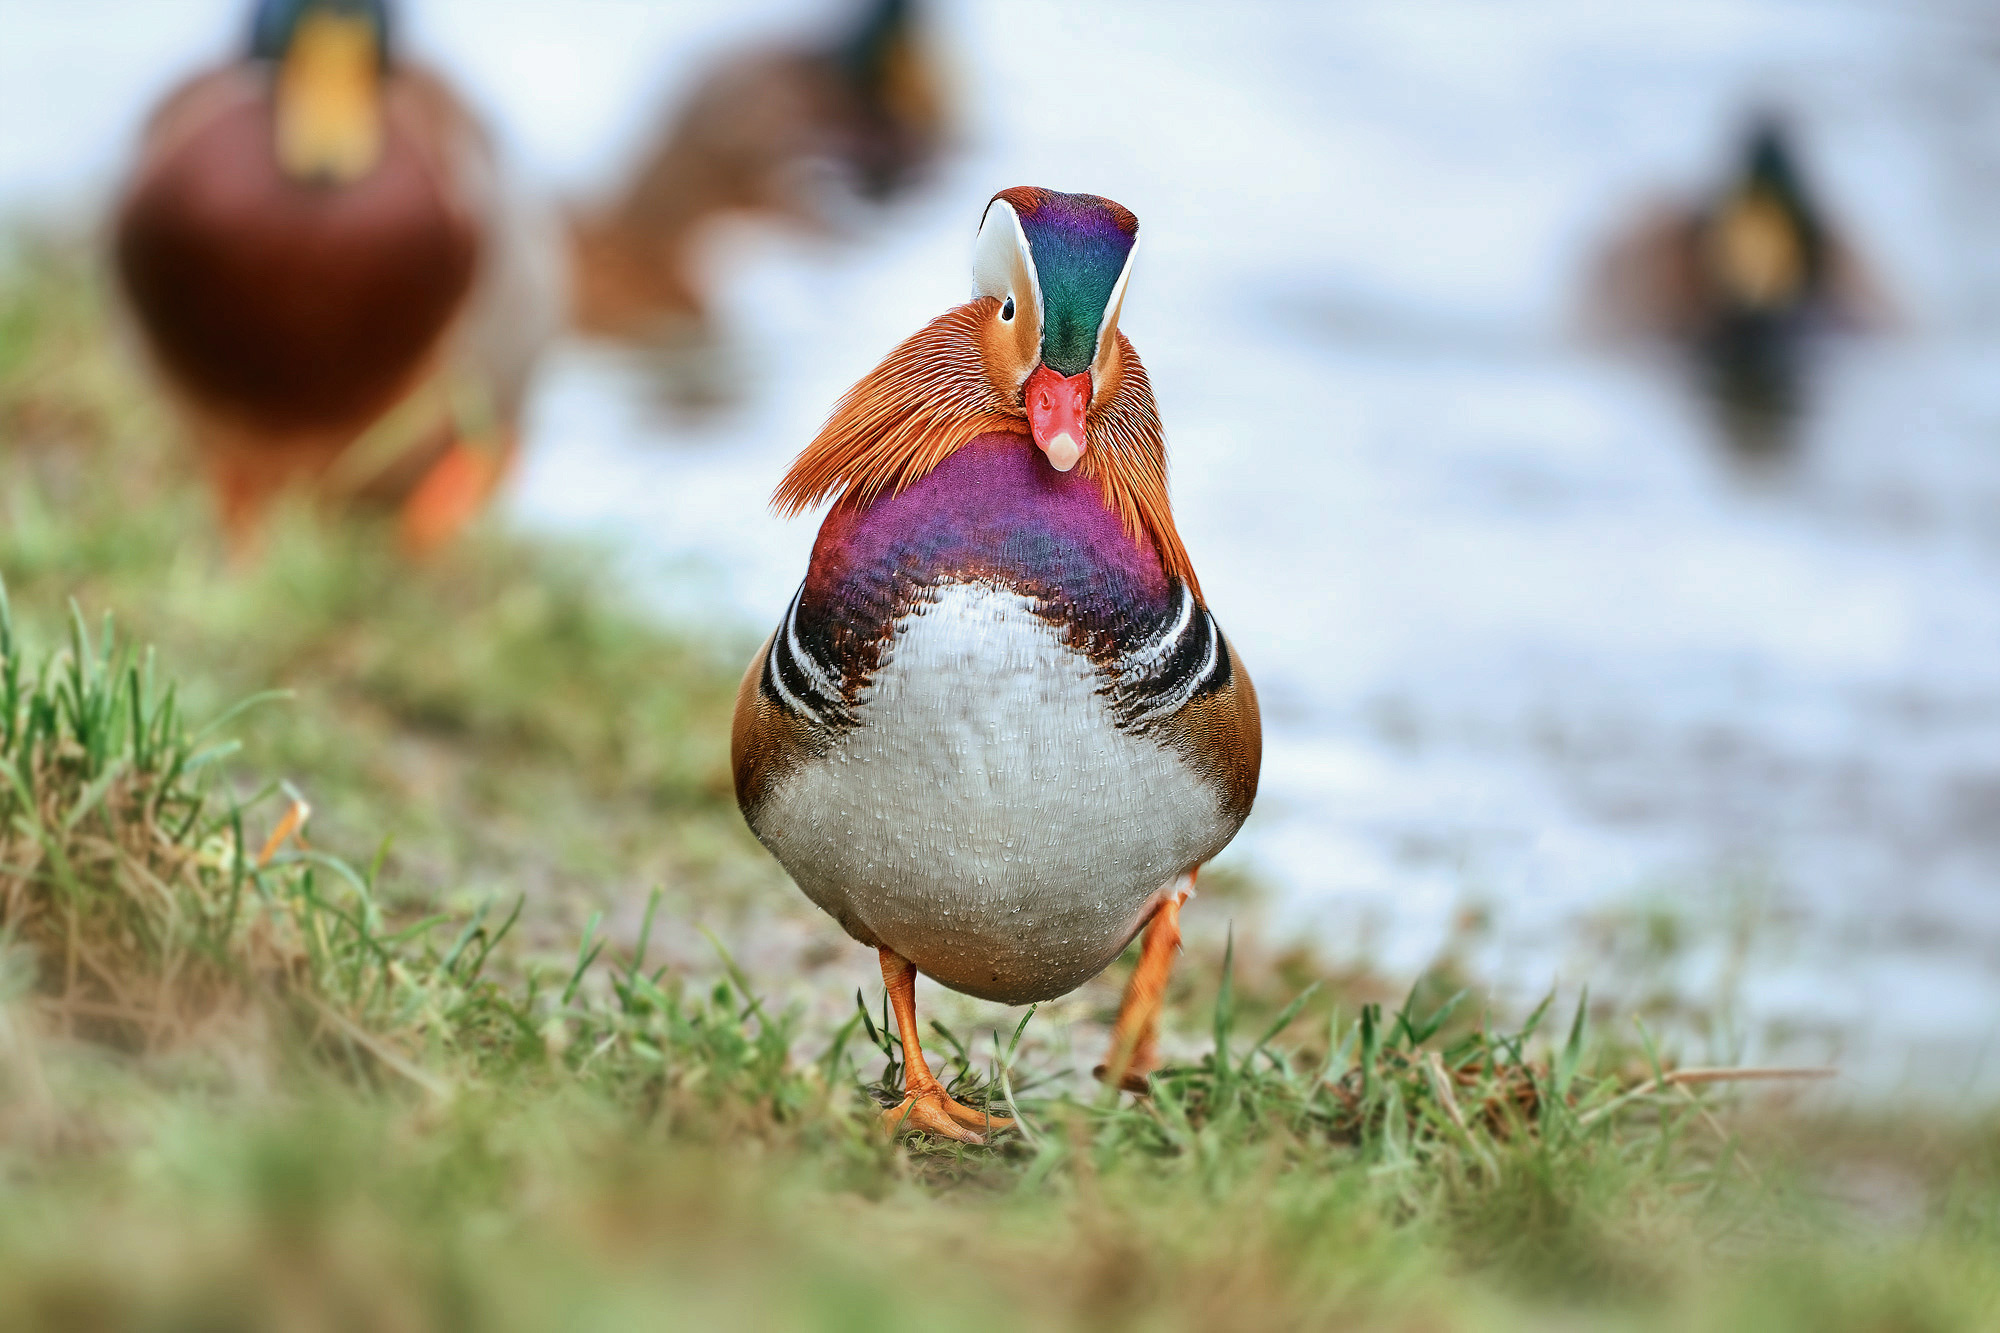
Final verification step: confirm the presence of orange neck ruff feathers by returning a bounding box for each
[773,298,1199,595]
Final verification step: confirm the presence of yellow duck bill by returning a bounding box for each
[274,10,384,183]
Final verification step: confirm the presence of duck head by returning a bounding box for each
[972,187,1138,473]
[831,0,946,199]
[250,0,392,184]
[774,182,1192,588]
[1707,116,1824,314]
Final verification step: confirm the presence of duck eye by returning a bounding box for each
[1000,296,1015,322]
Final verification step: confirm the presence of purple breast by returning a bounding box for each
[798,432,1175,683]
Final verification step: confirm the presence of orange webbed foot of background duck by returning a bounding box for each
[399,438,504,556]
[877,948,1013,1145]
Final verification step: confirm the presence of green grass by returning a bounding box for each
[2,238,1999,1331]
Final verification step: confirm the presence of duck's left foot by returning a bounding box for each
[881,1082,1014,1144]
[873,947,1014,1145]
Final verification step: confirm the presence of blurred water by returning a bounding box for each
[7,0,2000,1088]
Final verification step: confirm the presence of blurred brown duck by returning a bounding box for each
[568,0,948,346]
[113,0,560,554]
[1589,115,1892,453]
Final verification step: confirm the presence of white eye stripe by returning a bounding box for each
[971,199,1043,331]
[1093,233,1138,368]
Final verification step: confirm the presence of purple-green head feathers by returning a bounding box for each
[973,187,1138,377]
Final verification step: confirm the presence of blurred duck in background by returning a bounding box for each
[1588,114,1893,457]
[113,0,561,555]
[568,0,949,405]
[733,189,1261,1142]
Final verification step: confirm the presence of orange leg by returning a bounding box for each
[398,439,503,556]
[878,949,1013,1144]
[1096,876,1195,1094]
[210,456,280,564]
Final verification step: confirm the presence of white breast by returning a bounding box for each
[751,581,1235,1004]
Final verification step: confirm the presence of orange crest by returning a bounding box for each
[773,298,1198,595]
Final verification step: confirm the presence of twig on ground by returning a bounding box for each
[1579,1066,1835,1127]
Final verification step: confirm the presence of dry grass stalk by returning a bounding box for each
[0,597,314,1052]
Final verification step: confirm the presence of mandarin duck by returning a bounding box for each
[732,188,1261,1143]
[568,0,948,349]
[113,0,560,554]
[1587,115,1892,453]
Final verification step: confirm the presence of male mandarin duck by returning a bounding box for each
[732,188,1261,1143]
[569,0,948,345]
[113,0,560,553]
[1588,116,1892,452]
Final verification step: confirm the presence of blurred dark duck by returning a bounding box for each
[733,188,1261,1142]
[568,0,948,347]
[113,0,560,554]
[1589,116,1891,454]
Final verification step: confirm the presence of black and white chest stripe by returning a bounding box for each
[763,576,1229,738]
[761,583,854,731]
[1106,580,1228,732]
